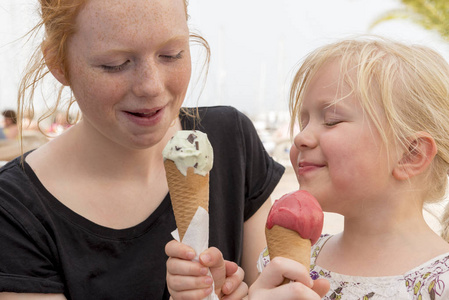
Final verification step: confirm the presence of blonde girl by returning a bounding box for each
[250,36,449,299]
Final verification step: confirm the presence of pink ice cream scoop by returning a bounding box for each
[265,190,324,280]
[267,190,324,245]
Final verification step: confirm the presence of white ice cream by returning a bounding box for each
[162,130,213,176]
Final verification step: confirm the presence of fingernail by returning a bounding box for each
[186,251,195,260]
[200,267,208,275]
[224,281,233,292]
[204,286,213,296]
[201,254,211,263]
[204,276,213,285]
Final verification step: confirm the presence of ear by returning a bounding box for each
[393,132,437,180]
[43,45,70,86]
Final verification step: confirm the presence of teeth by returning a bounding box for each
[133,111,157,117]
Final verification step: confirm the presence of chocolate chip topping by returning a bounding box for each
[194,163,198,168]
[187,133,197,144]
[175,146,182,151]
[195,141,199,150]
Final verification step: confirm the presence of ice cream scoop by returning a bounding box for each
[163,130,213,241]
[266,190,323,245]
[162,130,213,176]
[265,190,324,283]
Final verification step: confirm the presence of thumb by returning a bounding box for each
[312,278,330,298]
[199,247,226,297]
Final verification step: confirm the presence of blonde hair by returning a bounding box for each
[289,36,449,238]
[18,0,209,136]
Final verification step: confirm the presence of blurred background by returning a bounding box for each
[1,0,448,233]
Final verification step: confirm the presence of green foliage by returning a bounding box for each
[371,0,449,41]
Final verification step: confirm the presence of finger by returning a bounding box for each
[167,257,209,277]
[222,281,248,300]
[225,260,239,277]
[312,278,330,298]
[222,266,244,295]
[165,240,196,260]
[199,247,225,268]
[249,281,321,300]
[168,284,213,300]
[280,282,322,300]
[199,247,227,292]
[259,257,313,288]
[166,273,214,296]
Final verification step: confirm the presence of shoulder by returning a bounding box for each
[0,154,42,221]
[403,253,449,299]
[198,105,244,119]
[0,156,28,190]
[183,106,253,130]
[182,106,258,147]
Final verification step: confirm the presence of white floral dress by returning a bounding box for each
[258,234,449,299]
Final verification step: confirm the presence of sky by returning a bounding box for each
[1,0,449,120]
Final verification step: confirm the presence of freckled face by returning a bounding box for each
[289,61,398,214]
[65,0,191,149]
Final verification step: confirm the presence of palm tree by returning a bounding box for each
[371,0,449,41]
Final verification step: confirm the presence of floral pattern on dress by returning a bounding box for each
[257,235,449,299]
[310,235,449,300]
[404,255,449,300]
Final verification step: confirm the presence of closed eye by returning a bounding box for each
[160,51,184,61]
[101,60,130,73]
[324,120,342,127]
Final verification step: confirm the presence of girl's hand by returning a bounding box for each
[248,257,329,300]
[218,261,248,299]
[165,240,248,299]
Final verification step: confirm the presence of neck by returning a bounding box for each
[341,193,429,242]
[54,119,182,180]
[321,194,449,276]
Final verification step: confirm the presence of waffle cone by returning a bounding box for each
[164,159,209,241]
[265,225,312,285]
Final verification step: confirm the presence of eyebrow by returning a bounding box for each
[159,35,190,48]
[89,35,189,58]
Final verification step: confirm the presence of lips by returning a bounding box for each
[126,108,161,118]
[297,161,324,175]
[123,106,165,126]
[298,162,321,168]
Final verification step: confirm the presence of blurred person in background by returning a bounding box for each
[1,110,18,140]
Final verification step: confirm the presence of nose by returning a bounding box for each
[132,60,164,98]
[293,124,318,150]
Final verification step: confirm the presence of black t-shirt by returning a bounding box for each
[0,106,285,299]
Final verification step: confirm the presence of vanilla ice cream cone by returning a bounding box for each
[162,130,213,241]
[265,225,312,285]
[164,159,209,241]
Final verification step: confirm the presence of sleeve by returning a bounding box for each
[0,177,64,293]
[235,109,285,221]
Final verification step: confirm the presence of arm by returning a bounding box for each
[241,198,272,286]
[0,293,67,300]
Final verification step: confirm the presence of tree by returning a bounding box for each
[371,0,449,41]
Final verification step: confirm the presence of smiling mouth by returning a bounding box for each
[299,162,319,168]
[297,162,325,174]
